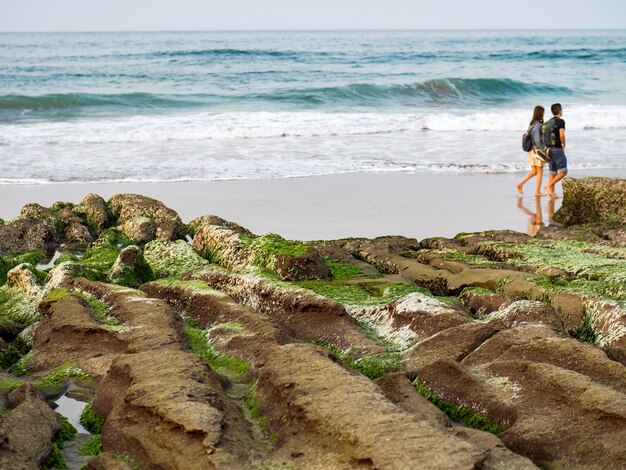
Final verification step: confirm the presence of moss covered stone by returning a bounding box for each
[555,177,626,227]
[72,193,110,237]
[107,245,154,288]
[144,240,209,278]
[108,193,185,241]
[184,323,251,379]
[0,250,45,286]
[193,225,330,281]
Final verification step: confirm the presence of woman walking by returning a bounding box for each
[517,105,546,196]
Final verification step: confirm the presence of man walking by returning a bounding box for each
[544,103,567,198]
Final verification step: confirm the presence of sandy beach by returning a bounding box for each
[2,169,625,241]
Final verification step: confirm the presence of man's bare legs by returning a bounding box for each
[545,170,566,198]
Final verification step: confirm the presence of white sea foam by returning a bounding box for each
[1,107,626,184]
[2,105,626,146]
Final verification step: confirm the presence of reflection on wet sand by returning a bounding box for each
[517,196,556,237]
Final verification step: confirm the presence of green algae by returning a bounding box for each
[479,239,626,300]
[107,246,154,288]
[39,364,92,385]
[78,434,102,456]
[10,350,34,376]
[154,278,216,293]
[311,341,405,379]
[412,378,503,435]
[243,391,267,430]
[43,288,72,303]
[324,258,364,281]
[0,285,41,325]
[43,416,77,470]
[0,378,23,391]
[54,253,80,265]
[243,233,309,259]
[184,324,251,378]
[80,402,105,434]
[0,250,46,286]
[81,246,121,274]
[115,455,140,470]
[422,248,499,266]
[144,240,209,278]
[296,280,430,307]
[575,312,599,344]
[0,342,28,370]
[92,228,134,249]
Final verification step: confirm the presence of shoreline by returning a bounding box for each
[1,169,625,241]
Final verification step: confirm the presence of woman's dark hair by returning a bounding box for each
[530,105,545,125]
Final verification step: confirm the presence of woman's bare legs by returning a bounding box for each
[517,167,538,194]
[534,165,545,196]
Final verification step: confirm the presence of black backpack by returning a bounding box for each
[542,117,558,148]
[522,129,533,152]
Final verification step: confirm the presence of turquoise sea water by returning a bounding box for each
[1,30,626,183]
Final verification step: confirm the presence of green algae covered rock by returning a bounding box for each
[108,194,184,241]
[555,177,626,226]
[193,222,331,281]
[72,193,110,237]
[107,245,154,288]
[143,240,209,278]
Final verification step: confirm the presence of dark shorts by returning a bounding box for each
[549,148,568,174]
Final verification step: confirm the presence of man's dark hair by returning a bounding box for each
[551,103,562,116]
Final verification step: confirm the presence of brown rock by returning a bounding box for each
[484,300,566,331]
[88,452,135,470]
[459,288,510,317]
[350,292,470,349]
[374,371,449,427]
[459,325,626,468]
[0,384,62,470]
[0,218,54,256]
[28,292,127,376]
[254,342,507,469]
[6,383,47,409]
[94,349,256,469]
[403,322,501,373]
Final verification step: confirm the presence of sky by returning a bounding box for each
[1,0,625,31]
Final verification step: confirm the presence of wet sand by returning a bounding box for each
[1,170,625,241]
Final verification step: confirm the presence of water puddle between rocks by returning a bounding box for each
[53,393,89,434]
[36,250,62,270]
[52,390,95,469]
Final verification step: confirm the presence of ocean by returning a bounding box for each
[1,29,626,184]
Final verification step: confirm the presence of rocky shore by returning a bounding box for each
[0,176,625,469]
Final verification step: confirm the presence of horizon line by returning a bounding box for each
[1,27,626,33]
